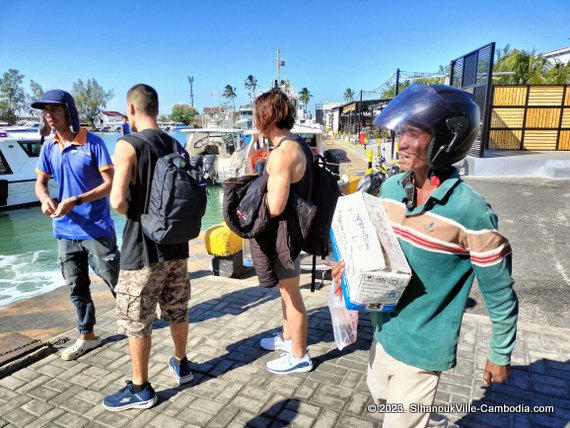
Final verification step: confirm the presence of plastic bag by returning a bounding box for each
[327,280,358,350]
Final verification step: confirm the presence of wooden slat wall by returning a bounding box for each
[528,86,564,106]
[493,86,527,106]
[526,108,561,128]
[491,108,524,128]
[489,130,522,149]
[523,130,558,150]
[562,109,570,128]
[560,131,570,150]
[489,85,569,151]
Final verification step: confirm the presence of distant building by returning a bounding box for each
[335,99,391,134]
[97,110,124,131]
[542,46,570,65]
[318,102,342,130]
[202,107,232,128]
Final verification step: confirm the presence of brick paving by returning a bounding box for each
[0,274,569,427]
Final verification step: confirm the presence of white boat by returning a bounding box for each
[235,105,253,130]
[181,128,245,185]
[242,122,324,176]
[0,131,56,209]
[1,121,41,135]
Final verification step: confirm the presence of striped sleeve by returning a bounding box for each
[468,205,518,366]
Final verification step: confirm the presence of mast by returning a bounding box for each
[277,48,281,85]
[273,47,285,89]
[187,75,194,107]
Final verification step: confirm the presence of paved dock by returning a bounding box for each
[1,272,569,427]
[1,140,569,427]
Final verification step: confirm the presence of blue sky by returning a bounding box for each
[1,0,569,115]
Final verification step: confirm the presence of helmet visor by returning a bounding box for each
[373,83,452,134]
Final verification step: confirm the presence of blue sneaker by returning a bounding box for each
[266,352,313,375]
[102,381,158,411]
[169,356,194,385]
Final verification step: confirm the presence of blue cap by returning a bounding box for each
[31,89,80,132]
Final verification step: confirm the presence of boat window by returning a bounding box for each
[299,133,317,148]
[18,141,42,157]
[0,150,13,174]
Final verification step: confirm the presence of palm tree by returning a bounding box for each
[494,48,548,85]
[545,61,570,84]
[343,88,355,102]
[223,84,237,112]
[244,75,257,98]
[298,87,312,113]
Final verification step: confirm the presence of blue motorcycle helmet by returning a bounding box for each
[373,83,480,170]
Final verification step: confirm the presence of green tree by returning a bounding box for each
[223,84,237,111]
[493,48,548,85]
[28,80,44,117]
[545,61,570,84]
[0,69,27,124]
[170,104,198,125]
[343,88,355,102]
[244,75,257,98]
[29,80,44,101]
[72,78,114,127]
[298,87,312,113]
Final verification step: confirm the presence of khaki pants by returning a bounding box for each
[367,340,457,428]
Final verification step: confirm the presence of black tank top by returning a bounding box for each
[273,133,313,200]
[120,129,189,269]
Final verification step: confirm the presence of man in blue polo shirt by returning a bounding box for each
[33,89,120,361]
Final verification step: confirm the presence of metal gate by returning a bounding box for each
[449,42,495,158]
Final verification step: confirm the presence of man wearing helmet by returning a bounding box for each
[333,84,518,427]
[33,90,120,361]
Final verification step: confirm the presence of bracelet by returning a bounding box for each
[40,195,50,203]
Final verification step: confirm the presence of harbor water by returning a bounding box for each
[0,132,224,307]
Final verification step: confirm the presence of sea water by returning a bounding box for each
[0,132,224,307]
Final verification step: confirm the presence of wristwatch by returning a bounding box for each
[74,196,83,206]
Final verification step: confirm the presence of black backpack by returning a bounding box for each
[303,154,341,258]
[281,137,341,291]
[134,132,207,244]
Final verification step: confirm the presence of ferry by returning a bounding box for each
[0,131,56,209]
[181,127,245,185]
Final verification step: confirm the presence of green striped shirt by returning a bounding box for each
[370,169,518,371]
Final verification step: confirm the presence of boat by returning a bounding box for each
[180,127,245,185]
[242,121,324,176]
[1,121,41,135]
[235,104,253,130]
[0,131,56,209]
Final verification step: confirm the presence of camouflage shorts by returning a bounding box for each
[116,259,190,337]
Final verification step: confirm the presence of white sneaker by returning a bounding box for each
[266,352,313,375]
[61,337,102,361]
[259,332,292,352]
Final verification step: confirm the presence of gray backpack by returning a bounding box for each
[135,133,207,244]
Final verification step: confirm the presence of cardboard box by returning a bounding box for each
[330,191,412,312]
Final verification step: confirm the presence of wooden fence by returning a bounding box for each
[488,85,570,151]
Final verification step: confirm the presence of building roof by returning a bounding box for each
[542,46,570,59]
[101,111,123,117]
[203,107,224,114]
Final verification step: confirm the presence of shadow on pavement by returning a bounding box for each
[246,398,300,427]
[153,303,373,410]
[455,359,570,427]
